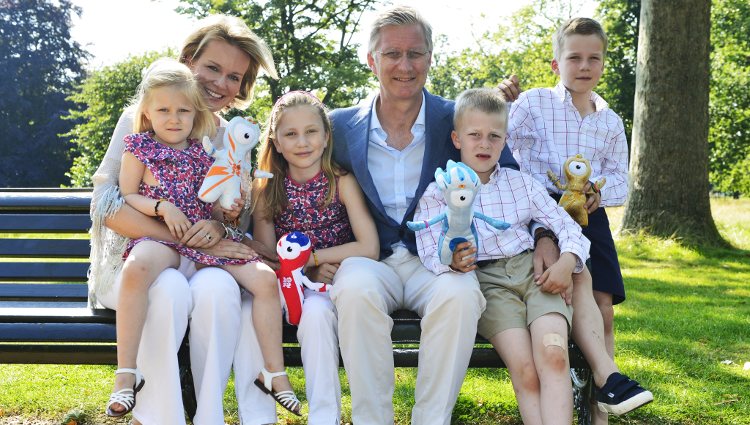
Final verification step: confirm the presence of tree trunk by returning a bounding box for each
[622,0,724,245]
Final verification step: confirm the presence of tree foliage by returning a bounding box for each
[176,0,378,110]
[0,0,87,187]
[64,51,169,187]
[708,0,750,195]
[428,1,594,98]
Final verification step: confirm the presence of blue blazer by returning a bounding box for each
[330,89,518,260]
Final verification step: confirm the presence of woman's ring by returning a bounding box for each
[205,233,212,241]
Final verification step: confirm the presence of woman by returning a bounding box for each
[89,14,280,425]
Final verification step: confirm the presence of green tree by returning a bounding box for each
[0,0,87,187]
[708,0,750,196]
[428,1,590,98]
[177,0,378,109]
[622,0,723,245]
[595,0,639,140]
[64,52,168,187]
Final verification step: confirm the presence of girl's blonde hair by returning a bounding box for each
[180,14,278,111]
[132,58,215,141]
[255,91,343,220]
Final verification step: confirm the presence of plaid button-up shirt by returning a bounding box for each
[414,166,590,275]
[507,83,629,207]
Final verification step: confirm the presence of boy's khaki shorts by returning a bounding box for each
[476,250,573,340]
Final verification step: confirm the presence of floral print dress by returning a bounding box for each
[274,171,354,250]
[123,132,257,265]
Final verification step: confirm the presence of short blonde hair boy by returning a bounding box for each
[453,88,509,129]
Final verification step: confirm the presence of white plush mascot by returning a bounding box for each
[199,116,273,209]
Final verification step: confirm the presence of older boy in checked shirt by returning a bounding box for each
[508,17,652,421]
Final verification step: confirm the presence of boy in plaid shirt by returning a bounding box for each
[508,17,651,422]
[414,88,589,424]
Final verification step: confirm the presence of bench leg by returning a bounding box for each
[178,331,197,421]
[571,367,593,425]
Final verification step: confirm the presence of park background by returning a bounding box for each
[1,0,749,424]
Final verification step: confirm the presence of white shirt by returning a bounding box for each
[414,166,590,275]
[367,93,427,224]
[507,83,629,207]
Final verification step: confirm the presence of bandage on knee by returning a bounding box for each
[542,333,566,349]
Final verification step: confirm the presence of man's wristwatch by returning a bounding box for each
[534,229,559,247]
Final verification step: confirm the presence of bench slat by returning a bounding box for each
[0,344,116,365]
[0,283,88,301]
[0,214,91,232]
[0,262,89,281]
[0,322,115,342]
[0,307,113,323]
[0,239,91,257]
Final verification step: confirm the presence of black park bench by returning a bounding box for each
[0,188,594,424]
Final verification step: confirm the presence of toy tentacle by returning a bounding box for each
[406,212,447,231]
[547,170,565,190]
[473,211,511,230]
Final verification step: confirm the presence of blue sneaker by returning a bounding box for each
[596,372,653,415]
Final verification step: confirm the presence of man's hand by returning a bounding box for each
[498,75,521,101]
[532,233,560,279]
[450,241,477,273]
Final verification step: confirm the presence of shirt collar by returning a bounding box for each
[370,92,426,132]
[553,81,609,112]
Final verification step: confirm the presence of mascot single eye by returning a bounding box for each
[278,240,302,260]
[450,190,473,207]
[232,123,257,145]
[568,160,588,176]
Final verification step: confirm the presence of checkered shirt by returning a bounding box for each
[507,82,629,207]
[414,166,590,275]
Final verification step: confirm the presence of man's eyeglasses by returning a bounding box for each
[375,49,431,62]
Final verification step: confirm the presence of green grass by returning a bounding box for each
[2,199,750,424]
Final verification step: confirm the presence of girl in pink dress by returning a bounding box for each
[107,58,300,418]
[252,91,379,424]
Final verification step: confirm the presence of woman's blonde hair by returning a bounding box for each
[255,91,343,220]
[180,14,278,111]
[132,58,215,141]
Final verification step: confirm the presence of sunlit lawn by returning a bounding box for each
[1,198,749,424]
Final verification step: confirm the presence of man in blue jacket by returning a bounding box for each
[328,5,520,425]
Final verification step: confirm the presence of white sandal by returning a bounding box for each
[253,368,302,416]
[105,368,145,417]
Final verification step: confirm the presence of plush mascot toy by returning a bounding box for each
[547,154,606,227]
[276,231,329,326]
[406,160,510,265]
[199,116,273,210]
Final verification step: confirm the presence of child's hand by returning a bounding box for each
[450,241,477,273]
[159,202,192,240]
[536,252,576,298]
[307,263,339,285]
[218,196,243,222]
[584,181,601,213]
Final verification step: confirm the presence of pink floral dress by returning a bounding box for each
[123,132,258,265]
[274,171,354,250]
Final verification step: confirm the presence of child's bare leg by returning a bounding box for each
[225,262,292,393]
[571,268,618,386]
[489,329,543,425]
[593,290,615,358]
[112,241,179,412]
[530,313,572,425]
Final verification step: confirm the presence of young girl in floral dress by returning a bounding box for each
[107,58,300,418]
[252,91,379,424]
